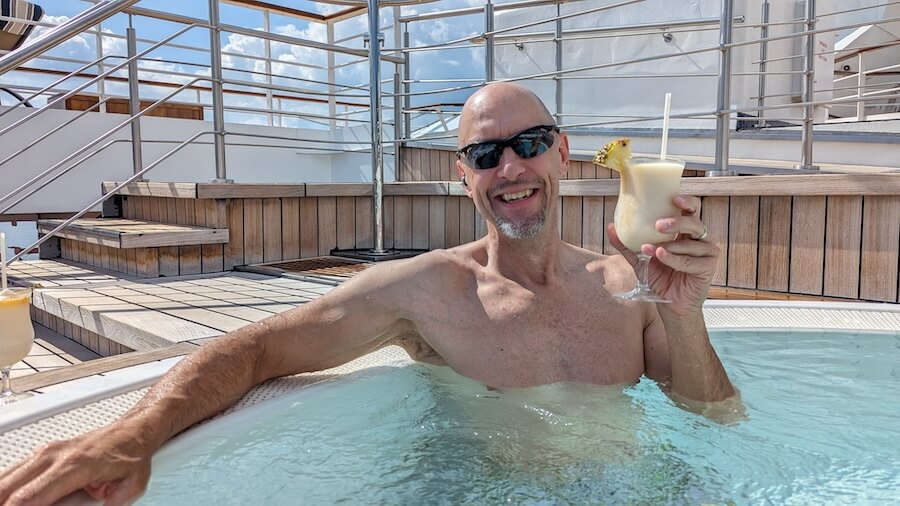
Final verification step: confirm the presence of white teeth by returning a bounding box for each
[500,189,534,202]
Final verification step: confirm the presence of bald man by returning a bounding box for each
[0,82,734,504]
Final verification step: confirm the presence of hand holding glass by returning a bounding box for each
[0,287,35,404]
[613,157,685,302]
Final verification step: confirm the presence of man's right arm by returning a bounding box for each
[0,259,422,505]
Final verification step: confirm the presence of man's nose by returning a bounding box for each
[494,146,526,179]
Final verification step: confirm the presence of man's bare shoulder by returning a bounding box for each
[344,242,482,294]
[566,243,635,287]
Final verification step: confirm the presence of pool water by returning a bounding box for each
[140,329,900,504]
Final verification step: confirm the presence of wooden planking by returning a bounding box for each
[756,196,791,292]
[317,197,337,256]
[160,198,180,276]
[412,196,430,250]
[176,198,201,275]
[445,196,461,248]
[429,196,446,250]
[201,199,226,273]
[299,198,318,258]
[336,197,356,250]
[355,196,374,249]
[306,183,372,197]
[136,248,160,278]
[198,183,305,199]
[224,199,244,270]
[727,196,759,289]
[859,196,900,302]
[383,196,394,250]
[459,197,476,244]
[393,196,412,249]
[282,197,301,260]
[602,197,618,256]
[399,147,413,181]
[561,196,583,247]
[701,197,730,286]
[823,196,863,299]
[385,182,449,196]
[102,181,197,198]
[17,342,196,392]
[262,198,283,263]
[789,196,826,295]
[442,150,455,182]
[583,196,604,253]
[242,198,264,265]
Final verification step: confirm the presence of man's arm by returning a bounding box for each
[0,259,422,505]
[643,305,734,402]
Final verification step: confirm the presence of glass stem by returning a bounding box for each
[1,368,11,397]
[636,254,651,292]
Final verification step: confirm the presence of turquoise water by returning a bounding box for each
[141,329,900,505]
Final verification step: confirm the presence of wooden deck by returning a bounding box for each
[37,218,228,249]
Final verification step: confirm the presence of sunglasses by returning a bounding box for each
[457,124,559,170]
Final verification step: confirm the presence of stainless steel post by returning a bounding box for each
[368,0,386,254]
[555,3,563,124]
[856,52,866,121]
[485,1,494,82]
[796,0,819,170]
[403,27,411,162]
[209,0,230,182]
[757,0,769,128]
[394,71,402,184]
[126,27,144,179]
[710,0,736,177]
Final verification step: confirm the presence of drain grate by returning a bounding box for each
[260,257,371,279]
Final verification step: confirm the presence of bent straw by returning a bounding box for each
[660,92,672,160]
[1,232,6,292]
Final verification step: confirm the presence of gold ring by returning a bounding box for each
[695,225,709,241]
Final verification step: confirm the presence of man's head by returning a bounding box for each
[456,82,569,240]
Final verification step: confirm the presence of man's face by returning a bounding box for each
[458,109,569,240]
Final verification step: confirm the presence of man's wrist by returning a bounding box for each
[657,305,706,336]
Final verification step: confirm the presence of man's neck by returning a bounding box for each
[483,226,565,287]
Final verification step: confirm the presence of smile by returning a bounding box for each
[499,189,535,202]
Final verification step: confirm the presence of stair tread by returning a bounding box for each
[37,218,229,248]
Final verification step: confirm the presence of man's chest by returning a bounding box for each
[415,287,647,387]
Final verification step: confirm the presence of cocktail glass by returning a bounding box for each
[613,157,685,302]
[0,287,35,404]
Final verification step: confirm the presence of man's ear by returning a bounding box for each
[558,132,570,176]
[456,158,473,198]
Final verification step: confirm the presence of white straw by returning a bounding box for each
[0,232,7,292]
[660,92,672,160]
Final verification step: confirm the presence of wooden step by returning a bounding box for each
[37,218,228,249]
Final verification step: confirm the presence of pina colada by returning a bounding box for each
[0,288,33,368]
[614,158,685,251]
[594,139,686,302]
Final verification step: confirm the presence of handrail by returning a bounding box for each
[0,97,112,169]
[5,130,214,265]
[0,23,205,137]
[0,0,140,76]
[0,77,211,213]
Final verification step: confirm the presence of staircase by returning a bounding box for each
[7,182,237,358]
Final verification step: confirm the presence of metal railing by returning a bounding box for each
[1,0,899,264]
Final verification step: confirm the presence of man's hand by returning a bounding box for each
[0,423,153,505]
[608,195,719,315]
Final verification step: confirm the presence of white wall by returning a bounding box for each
[0,107,391,214]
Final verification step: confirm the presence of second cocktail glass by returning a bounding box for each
[0,287,35,405]
[613,157,685,302]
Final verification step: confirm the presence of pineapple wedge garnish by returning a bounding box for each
[592,138,631,172]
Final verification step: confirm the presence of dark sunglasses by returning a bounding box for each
[457,124,559,170]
